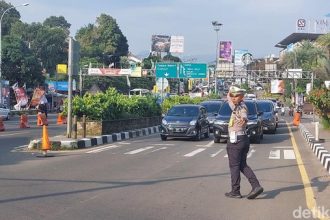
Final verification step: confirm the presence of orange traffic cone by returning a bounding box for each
[41,125,51,155]
[37,113,48,126]
[0,117,5,132]
[20,114,30,128]
[292,112,301,126]
[37,113,43,126]
[57,113,67,124]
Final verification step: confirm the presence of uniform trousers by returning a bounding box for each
[226,135,260,194]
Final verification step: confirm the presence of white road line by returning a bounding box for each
[269,149,281,159]
[0,131,29,137]
[196,140,215,148]
[10,145,28,152]
[247,149,256,158]
[273,146,293,149]
[154,143,174,146]
[184,148,206,157]
[150,147,167,152]
[284,149,296,159]
[86,145,120,154]
[224,154,228,158]
[211,149,224,158]
[118,142,131,145]
[124,146,154,155]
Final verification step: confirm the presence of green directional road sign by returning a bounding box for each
[179,63,207,78]
[155,63,178,78]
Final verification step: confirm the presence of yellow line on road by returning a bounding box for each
[287,122,329,220]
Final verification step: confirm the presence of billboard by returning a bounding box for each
[219,41,232,62]
[151,35,171,52]
[271,80,285,94]
[87,68,131,76]
[170,36,184,53]
[296,18,330,33]
[234,49,248,66]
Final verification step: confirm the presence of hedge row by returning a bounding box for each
[64,88,208,120]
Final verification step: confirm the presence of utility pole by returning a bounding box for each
[67,37,73,138]
[212,21,222,95]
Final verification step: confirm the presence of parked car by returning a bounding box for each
[200,100,223,132]
[160,104,210,141]
[256,100,277,133]
[0,104,10,120]
[213,100,263,143]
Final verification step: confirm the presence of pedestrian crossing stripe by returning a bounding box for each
[269,149,296,160]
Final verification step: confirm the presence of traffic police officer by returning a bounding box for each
[225,86,263,199]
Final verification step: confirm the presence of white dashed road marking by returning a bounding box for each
[125,146,154,155]
[184,148,206,157]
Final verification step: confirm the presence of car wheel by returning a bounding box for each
[204,127,210,138]
[271,127,276,134]
[194,129,201,141]
[160,135,167,141]
[214,137,220,143]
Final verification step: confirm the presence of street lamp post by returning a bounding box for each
[212,21,222,95]
[0,3,29,105]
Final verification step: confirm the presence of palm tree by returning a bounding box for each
[316,33,330,58]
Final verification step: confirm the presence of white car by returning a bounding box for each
[0,104,10,120]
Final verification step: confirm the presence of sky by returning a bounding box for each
[5,0,330,62]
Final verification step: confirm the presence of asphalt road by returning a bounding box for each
[0,117,329,220]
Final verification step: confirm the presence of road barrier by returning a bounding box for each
[57,113,67,124]
[37,113,48,126]
[41,125,51,156]
[0,117,5,131]
[19,114,30,128]
[293,112,301,126]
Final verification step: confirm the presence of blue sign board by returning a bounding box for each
[179,63,207,78]
[155,63,178,78]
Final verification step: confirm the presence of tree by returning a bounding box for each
[316,33,330,57]
[75,14,129,67]
[10,20,69,76]
[308,88,330,129]
[0,1,21,35]
[2,35,44,87]
[43,15,71,35]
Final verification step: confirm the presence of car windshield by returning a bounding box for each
[167,106,199,117]
[201,102,222,114]
[257,102,272,112]
[219,101,257,116]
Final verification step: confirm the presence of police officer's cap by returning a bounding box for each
[229,86,246,96]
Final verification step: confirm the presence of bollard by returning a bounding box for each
[73,115,77,139]
[82,115,86,138]
[315,121,319,142]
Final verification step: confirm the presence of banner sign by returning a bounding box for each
[271,80,285,94]
[87,68,132,76]
[0,80,10,107]
[234,49,248,66]
[219,41,232,62]
[12,86,28,108]
[170,36,184,53]
[130,67,142,77]
[30,88,45,107]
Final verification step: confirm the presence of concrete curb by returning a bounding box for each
[28,125,160,150]
[299,124,330,174]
